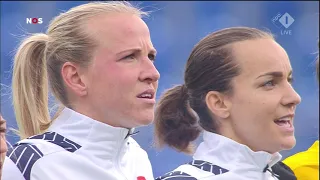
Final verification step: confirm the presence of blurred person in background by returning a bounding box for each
[0,114,8,179]
[282,42,319,180]
[154,27,301,180]
[2,1,159,180]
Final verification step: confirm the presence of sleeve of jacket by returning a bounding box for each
[30,151,123,180]
[2,157,26,180]
[3,143,47,180]
[155,171,248,180]
[155,171,197,180]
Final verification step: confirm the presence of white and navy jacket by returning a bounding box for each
[156,131,282,180]
[2,108,154,180]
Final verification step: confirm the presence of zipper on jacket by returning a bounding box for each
[114,131,129,180]
[263,165,280,180]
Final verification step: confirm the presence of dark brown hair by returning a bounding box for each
[154,27,274,154]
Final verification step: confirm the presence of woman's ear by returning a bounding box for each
[61,62,88,97]
[205,91,232,119]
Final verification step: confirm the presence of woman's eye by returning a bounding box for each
[288,77,294,84]
[148,54,156,62]
[263,80,276,88]
[123,54,135,60]
[0,127,6,134]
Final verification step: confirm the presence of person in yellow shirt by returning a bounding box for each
[284,141,319,180]
[283,43,319,180]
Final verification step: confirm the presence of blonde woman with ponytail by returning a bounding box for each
[2,2,159,180]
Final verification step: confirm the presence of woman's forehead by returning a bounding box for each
[231,39,292,76]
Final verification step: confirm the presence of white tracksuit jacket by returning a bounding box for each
[2,108,154,180]
[156,131,282,180]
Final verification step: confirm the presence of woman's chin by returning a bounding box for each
[133,114,154,127]
[280,136,296,150]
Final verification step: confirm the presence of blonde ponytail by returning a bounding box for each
[12,33,50,139]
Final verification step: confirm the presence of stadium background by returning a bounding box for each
[1,1,319,177]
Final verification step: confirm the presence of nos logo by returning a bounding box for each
[26,18,43,24]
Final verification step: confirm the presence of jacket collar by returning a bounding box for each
[193,131,282,172]
[48,107,133,165]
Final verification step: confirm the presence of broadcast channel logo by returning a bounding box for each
[271,12,294,29]
[26,18,43,24]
